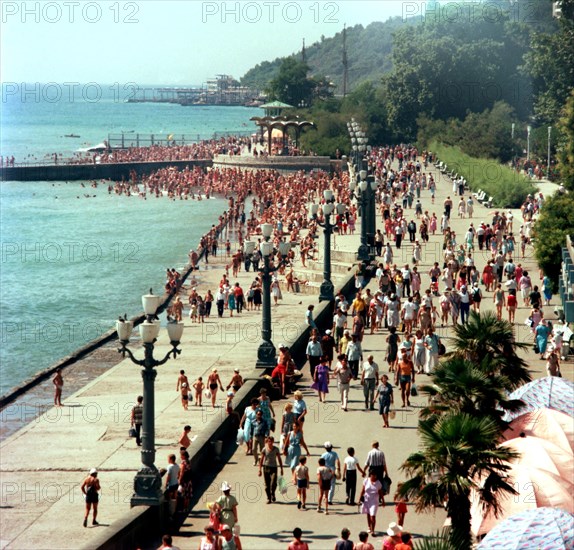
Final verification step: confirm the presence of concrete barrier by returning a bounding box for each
[0,160,211,182]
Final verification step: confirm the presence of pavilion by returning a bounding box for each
[250,101,316,155]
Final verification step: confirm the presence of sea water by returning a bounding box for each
[0,87,260,395]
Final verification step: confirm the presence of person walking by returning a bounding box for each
[395,350,415,408]
[81,468,100,527]
[287,527,309,550]
[360,355,379,411]
[359,471,385,536]
[311,356,330,403]
[207,369,225,408]
[130,395,143,446]
[321,441,341,505]
[215,482,238,530]
[363,441,388,483]
[293,391,308,431]
[342,447,365,506]
[306,332,323,380]
[316,457,333,514]
[52,368,63,406]
[283,421,310,472]
[293,456,310,510]
[377,375,394,428]
[333,355,352,411]
[258,436,284,504]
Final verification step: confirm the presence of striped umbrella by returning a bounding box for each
[477,507,574,549]
[501,409,574,453]
[470,464,574,536]
[502,377,574,423]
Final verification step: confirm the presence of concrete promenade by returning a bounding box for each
[0,159,569,550]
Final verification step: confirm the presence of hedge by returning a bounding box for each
[429,141,537,208]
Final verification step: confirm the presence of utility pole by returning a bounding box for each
[342,24,349,97]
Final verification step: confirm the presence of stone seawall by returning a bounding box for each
[0,160,211,182]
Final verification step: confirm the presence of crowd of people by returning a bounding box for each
[83,141,553,548]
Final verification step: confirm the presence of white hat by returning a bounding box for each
[227,391,234,396]
[90,468,97,475]
[221,524,232,531]
[387,522,403,536]
[279,343,287,349]
[221,481,231,492]
[324,441,333,449]
[325,329,332,335]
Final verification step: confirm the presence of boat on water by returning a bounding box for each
[64,134,81,138]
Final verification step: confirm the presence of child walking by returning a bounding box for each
[293,456,310,510]
[192,377,204,406]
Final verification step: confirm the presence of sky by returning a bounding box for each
[1,1,427,85]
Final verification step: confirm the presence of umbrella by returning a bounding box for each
[477,507,574,549]
[471,463,574,536]
[502,377,574,422]
[499,435,574,481]
[501,409,574,454]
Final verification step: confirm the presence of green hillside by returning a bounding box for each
[240,17,413,93]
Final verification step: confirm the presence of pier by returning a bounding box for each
[126,76,262,106]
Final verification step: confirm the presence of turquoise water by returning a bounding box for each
[0,89,259,395]
[1,84,259,161]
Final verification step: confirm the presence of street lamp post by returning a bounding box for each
[310,190,345,302]
[527,125,532,161]
[255,224,291,367]
[116,291,184,507]
[355,173,370,262]
[547,126,552,179]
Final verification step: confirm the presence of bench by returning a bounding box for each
[484,196,494,208]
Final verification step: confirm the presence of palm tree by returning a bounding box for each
[450,311,531,389]
[414,530,456,550]
[398,413,519,550]
[419,356,525,428]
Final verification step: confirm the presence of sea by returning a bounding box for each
[0,85,260,396]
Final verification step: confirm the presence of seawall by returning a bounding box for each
[0,160,211,182]
[0,157,344,182]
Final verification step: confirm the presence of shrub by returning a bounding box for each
[429,141,537,208]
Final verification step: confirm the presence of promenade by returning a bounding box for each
[0,159,568,550]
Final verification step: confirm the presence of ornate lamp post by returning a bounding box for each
[116,291,184,507]
[255,224,291,367]
[352,172,370,262]
[310,190,345,302]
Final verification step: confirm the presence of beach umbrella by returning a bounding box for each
[502,377,574,422]
[499,435,574,481]
[501,408,574,453]
[477,507,574,549]
[470,463,574,536]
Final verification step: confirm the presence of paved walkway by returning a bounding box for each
[163,163,569,549]
[0,158,568,550]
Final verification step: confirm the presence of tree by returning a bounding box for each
[419,357,525,428]
[533,193,574,288]
[266,57,315,107]
[523,0,574,125]
[557,89,574,191]
[449,311,531,389]
[398,414,518,550]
